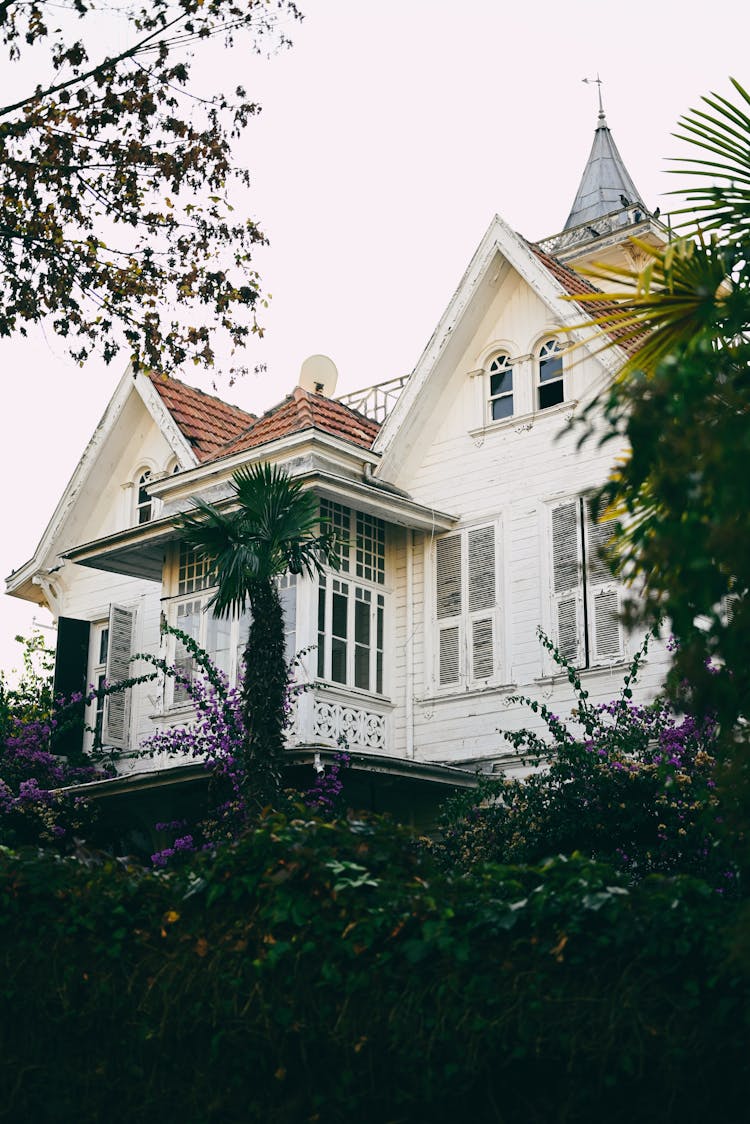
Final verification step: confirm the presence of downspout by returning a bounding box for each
[405,529,415,759]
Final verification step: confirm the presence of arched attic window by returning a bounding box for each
[136,470,152,524]
[487,354,514,421]
[537,338,564,411]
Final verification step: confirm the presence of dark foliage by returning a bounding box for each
[1,813,748,1123]
[0,0,301,372]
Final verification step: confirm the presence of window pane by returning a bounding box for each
[331,582,348,684]
[331,638,347,684]
[317,584,326,678]
[236,608,252,684]
[354,595,371,689]
[491,395,513,421]
[332,588,348,639]
[539,380,564,410]
[206,613,232,679]
[490,369,513,396]
[355,511,386,584]
[539,353,563,383]
[94,672,106,746]
[280,578,297,665]
[320,500,351,572]
[178,543,214,595]
[376,597,384,694]
[98,628,109,666]
[354,595,371,645]
[354,644,370,690]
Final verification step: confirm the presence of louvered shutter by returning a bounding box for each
[439,626,461,686]
[468,525,496,682]
[103,605,135,749]
[436,534,462,686]
[584,503,622,661]
[551,501,583,665]
[436,535,462,618]
[471,618,494,680]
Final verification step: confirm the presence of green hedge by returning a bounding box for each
[1,813,748,1123]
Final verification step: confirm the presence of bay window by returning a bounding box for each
[170,542,297,706]
[317,501,387,696]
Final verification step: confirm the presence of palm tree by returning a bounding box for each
[180,463,340,807]
[570,77,750,736]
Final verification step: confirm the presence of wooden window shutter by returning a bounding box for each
[439,625,460,686]
[471,617,494,680]
[468,526,495,611]
[551,501,583,664]
[103,605,135,748]
[584,503,622,661]
[468,525,496,681]
[51,617,90,757]
[436,534,462,619]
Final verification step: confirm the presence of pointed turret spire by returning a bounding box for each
[563,88,645,232]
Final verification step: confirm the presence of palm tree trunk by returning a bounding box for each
[241,579,287,807]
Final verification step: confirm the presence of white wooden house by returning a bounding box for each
[6,108,672,801]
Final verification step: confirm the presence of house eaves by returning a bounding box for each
[149,426,381,506]
[62,750,478,802]
[63,512,179,582]
[63,470,455,583]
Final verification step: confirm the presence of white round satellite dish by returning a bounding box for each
[298,354,338,397]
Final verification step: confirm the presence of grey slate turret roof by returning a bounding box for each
[563,109,644,230]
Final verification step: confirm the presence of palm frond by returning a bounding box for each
[175,462,340,617]
[566,235,739,378]
[667,78,750,241]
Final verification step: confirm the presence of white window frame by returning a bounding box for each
[487,353,514,423]
[431,520,502,692]
[135,468,153,525]
[537,338,565,412]
[316,502,388,698]
[547,496,623,670]
[85,620,109,752]
[84,605,136,750]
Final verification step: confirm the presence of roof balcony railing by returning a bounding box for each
[337,374,410,424]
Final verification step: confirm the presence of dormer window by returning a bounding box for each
[488,354,514,421]
[537,339,564,410]
[136,471,152,524]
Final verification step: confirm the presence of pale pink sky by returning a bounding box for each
[2,0,748,676]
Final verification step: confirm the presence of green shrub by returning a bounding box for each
[435,631,733,886]
[1,812,748,1123]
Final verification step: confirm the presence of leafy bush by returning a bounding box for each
[1,812,748,1123]
[0,633,101,846]
[435,631,733,886]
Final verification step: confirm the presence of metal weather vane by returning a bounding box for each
[582,74,605,118]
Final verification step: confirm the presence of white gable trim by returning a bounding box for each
[136,371,201,471]
[6,365,198,601]
[374,214,625,481]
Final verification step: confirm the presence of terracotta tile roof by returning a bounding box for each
[530,243,650,356]
[148,372,256,462]
[211,386,380,461]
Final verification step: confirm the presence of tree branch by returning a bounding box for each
[0,11,187,120]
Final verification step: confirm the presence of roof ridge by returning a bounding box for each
[204,385,380,464]
[293,385,316,427]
